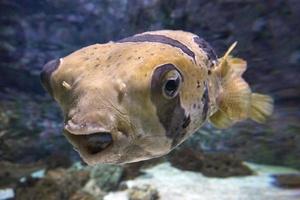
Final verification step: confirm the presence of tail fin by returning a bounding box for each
[209,43,274,129]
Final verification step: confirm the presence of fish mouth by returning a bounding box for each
[63,117,133,164]
[64,131,114,155]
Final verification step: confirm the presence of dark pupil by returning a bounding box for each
[165,78,179,96]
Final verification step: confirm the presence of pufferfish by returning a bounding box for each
[40,30,273,165]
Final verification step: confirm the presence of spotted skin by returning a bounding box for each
[40,30,218,165]
[202,84,210,121]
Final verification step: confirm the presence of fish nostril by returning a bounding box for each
[85,132,113,155]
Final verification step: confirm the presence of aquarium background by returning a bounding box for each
[0,0,299,199]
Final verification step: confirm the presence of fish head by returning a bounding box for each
[40,37,211,165]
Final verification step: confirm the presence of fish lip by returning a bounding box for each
[64,119,111,135]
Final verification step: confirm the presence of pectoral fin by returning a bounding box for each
[209,43,273,129]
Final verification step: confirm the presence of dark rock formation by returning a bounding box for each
[272,174,300,188]
[0,161,44,188]
[89,164,124,192]
[15,168,90,200]
[168,147,253,177]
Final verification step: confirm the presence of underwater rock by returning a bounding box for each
[0,90,70,165]
[128,184,159,200]
[81,179,107,199]
[0,161,44,188]
[103,184,160,200]
[273,174,300,188]
[89,164,124,192]
[45,152,73,169]
[15,168,89,200]
[69,190,97,200]
[122,162,146,180]
[187,118,300,170]
[168,147,253,177]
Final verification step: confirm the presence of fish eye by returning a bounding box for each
[162,70,182,99]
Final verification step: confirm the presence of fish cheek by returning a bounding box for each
[40,58,61,97]
[150,64,190,147]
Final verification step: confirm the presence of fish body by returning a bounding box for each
[40,30,273,165]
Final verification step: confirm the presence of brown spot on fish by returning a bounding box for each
[193,36,217,67]
[40,58,60,97]
[197,80,201,88]
[201,84,210,121]
[118,90,125,103]
[182,115,191,129]
[118,34,196,61]
[150,63,189,147]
